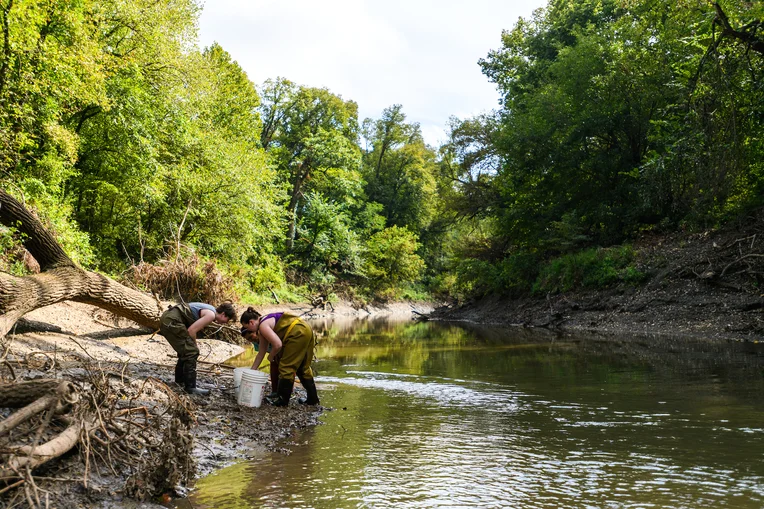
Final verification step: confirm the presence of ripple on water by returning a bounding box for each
[191,323,764,509]
[320,372,521,412]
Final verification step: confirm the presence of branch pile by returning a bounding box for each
[122,254,236,307]
[678,210,764,294]
[0,347,197,508]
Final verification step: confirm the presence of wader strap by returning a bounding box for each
[283,317,303,341]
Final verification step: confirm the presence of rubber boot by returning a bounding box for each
[174,359,185,385]
[183,358,210,396]
[268,362,279,399]
[298,378,320,405]
[267,379,293,406]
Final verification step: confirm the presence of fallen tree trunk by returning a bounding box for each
[0,188,163,338]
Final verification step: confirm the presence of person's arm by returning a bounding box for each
[251,336,268,370]
[187,309,216,339]
[259,320,283,361]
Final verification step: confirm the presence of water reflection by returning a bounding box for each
[191,318,764,508]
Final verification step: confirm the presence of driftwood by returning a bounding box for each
[0,362,196,506]
[0,188,164,338]
[0,379,81,408]
[0,379,86,482]
[1,417,99,479]
[0,380,79,439]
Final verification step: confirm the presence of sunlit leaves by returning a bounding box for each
[363,225,425,300]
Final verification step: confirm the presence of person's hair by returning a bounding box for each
[216,302,237,321]
[240,306,261,324]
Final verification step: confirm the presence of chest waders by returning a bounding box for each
[265,314,320,407]
[159,303,210,396]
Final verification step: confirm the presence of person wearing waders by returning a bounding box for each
[240,326,280,401]
[239,307,319,406]
[160,302,236,395]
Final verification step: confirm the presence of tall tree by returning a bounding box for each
[362,105,438,234]
[258,78,361,251]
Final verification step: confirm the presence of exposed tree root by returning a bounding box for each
[0,352,197,507]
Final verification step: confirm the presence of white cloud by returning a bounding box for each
[199,0,547,146]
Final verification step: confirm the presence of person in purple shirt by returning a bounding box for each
[240,307,319,406]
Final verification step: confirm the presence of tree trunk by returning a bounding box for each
[0,380,79,437]
[0,379,76,408]
[0,189,163,337]
[285,164,306,252]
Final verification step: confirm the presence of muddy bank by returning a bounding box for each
[433,214,764,342]
[1,300,429,508]
[432,282,764,342]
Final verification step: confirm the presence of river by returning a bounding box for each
[189,317,764,508]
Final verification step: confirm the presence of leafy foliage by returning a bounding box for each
[533,246,646,294]
[363,226,425,300]
[444,0,764,298]
[3,0,763,305]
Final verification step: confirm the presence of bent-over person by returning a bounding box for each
[240,307,319,406]
[160,301,236,395]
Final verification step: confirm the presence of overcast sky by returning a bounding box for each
[198,0,548,147]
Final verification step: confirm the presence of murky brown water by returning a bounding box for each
[190,318,764,508]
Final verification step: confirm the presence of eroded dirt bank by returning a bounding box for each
[433,211,764,342]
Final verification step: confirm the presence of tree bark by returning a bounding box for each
[0,379,75,408]
[713,2,764,56]
[0,189,163,337]
[0,380,79,437]
[285,163,306,251]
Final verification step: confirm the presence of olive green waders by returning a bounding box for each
[267,314,319,406]
[159,304,209,395]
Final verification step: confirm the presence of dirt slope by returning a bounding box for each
[434,210,764,341]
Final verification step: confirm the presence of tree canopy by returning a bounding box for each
[0,0,762,303]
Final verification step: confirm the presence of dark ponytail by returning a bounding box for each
[240,306,261,324]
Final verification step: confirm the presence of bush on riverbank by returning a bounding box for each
[448,245,646,300]
[533,246,647,294]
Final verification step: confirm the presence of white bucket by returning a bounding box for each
[237,370,269,408]
[233,367,250,397]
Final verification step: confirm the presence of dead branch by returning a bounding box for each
[1,417,99,479]
[720,253,764,278]
[0,394,58,438]
[0,379,71,408]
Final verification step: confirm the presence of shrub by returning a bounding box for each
[533,245,645,294]
[452,251,541,299]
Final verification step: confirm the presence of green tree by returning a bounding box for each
[258,78,361,252]
[295,191,364,286]
[0,0,115,262]
[363,225,425,299]
[362,105,439,233]
[67,24,280,269]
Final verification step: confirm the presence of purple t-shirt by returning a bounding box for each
[259,312,283,325]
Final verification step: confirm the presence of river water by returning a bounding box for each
[190,318,764,508]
